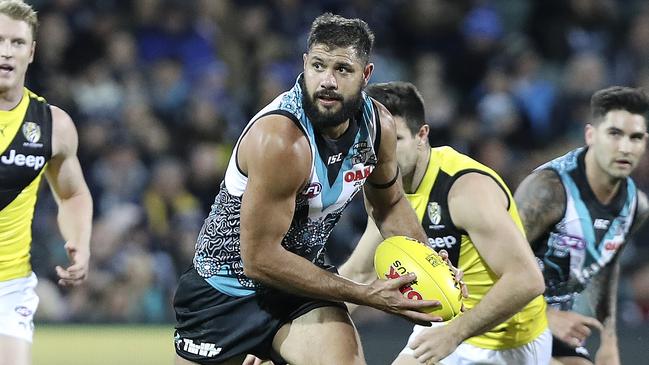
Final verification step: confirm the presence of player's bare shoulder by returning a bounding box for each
[514,169,566,242]
[238,114,312,186]
[371,98,396,135]
[49,105,79,158]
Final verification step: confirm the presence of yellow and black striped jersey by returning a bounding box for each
[0,88,52,282]
[406,146,547,350]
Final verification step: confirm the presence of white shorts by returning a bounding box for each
[0,273,39,342]
[400,323,553,365]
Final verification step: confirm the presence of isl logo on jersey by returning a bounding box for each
[22,122,41,143]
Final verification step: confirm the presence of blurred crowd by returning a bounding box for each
[25,0,649,325]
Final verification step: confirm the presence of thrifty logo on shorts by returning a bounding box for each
[177,338,222,358]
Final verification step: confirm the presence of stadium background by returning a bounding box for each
[22,0,649,364]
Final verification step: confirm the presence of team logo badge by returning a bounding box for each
[22,122,41,143]
[14,306,33,317]
[427,202,442,225]
[351,141,377,165]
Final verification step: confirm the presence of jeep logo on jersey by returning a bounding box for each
[344,166,373,183]
[351,141,377,165]
[427,202,442,225]
[22,122,41,143]
[1,149,45,170]
[302,182,322,198]
[427,235,457,249]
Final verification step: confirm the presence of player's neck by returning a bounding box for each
[0,85,24,111]
[405,146,430,194]
[318,120,349,140]
[585,152,622,205]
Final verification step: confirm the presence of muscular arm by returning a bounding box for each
[363,102,427,243]
[442,173,545,341]
[45,106,93,286]
[513,169,565,245]
[238,115,437,321]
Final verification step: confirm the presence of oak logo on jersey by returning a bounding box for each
[427,202,442,225]
[344,166,373,184]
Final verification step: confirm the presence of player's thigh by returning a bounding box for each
[553,356,593,365]
[175,353,247,365]
[272,305,365,365]
[0,334,30,365]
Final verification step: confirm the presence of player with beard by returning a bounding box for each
[515,86,649,365]
[173,13,442,365]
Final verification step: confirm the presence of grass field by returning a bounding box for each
[33,325,175,365]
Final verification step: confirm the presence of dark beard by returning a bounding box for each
[300,76,364,130]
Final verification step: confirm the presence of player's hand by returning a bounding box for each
[595,344,620,365]
[367,272,443,325]
[595,319,620,365]
[408,324,462,364]
[547,308,603,347]
[438,249,469,301]
[55,241,90,287]
[242,355,272,365]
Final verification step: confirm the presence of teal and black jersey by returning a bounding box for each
[193,75,381,296]
[531,147,637,310]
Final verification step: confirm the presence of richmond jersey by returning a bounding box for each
[406,146,547,350]
[0,88,52,281]
[193,75,380,296]
[532,147,637,310]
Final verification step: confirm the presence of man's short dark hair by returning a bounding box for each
[591,86,649,125]
[307,13,375,64]
[365,82,426,135]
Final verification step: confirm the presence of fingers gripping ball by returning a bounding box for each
[374,236,463,321]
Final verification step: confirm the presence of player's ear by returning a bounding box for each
[417,124,429,142]
[29,41,35,63]
[362,62,374,86]
[585,123,595,145]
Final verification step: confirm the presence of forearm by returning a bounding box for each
[596,261,619,325]
[595,261,619,353]
[57,190,93,251]
[447,271,542,341]
[244,247,369,304]
[373,196,427,243]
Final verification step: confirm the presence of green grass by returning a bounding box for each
[33,325,175,365]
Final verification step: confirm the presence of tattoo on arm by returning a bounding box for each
[514,169,566,245]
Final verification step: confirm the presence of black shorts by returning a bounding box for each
[173,267,347,365]
[552,335,592,361]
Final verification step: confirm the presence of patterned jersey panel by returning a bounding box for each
[533,147,637,309]
[194,75,379,296]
